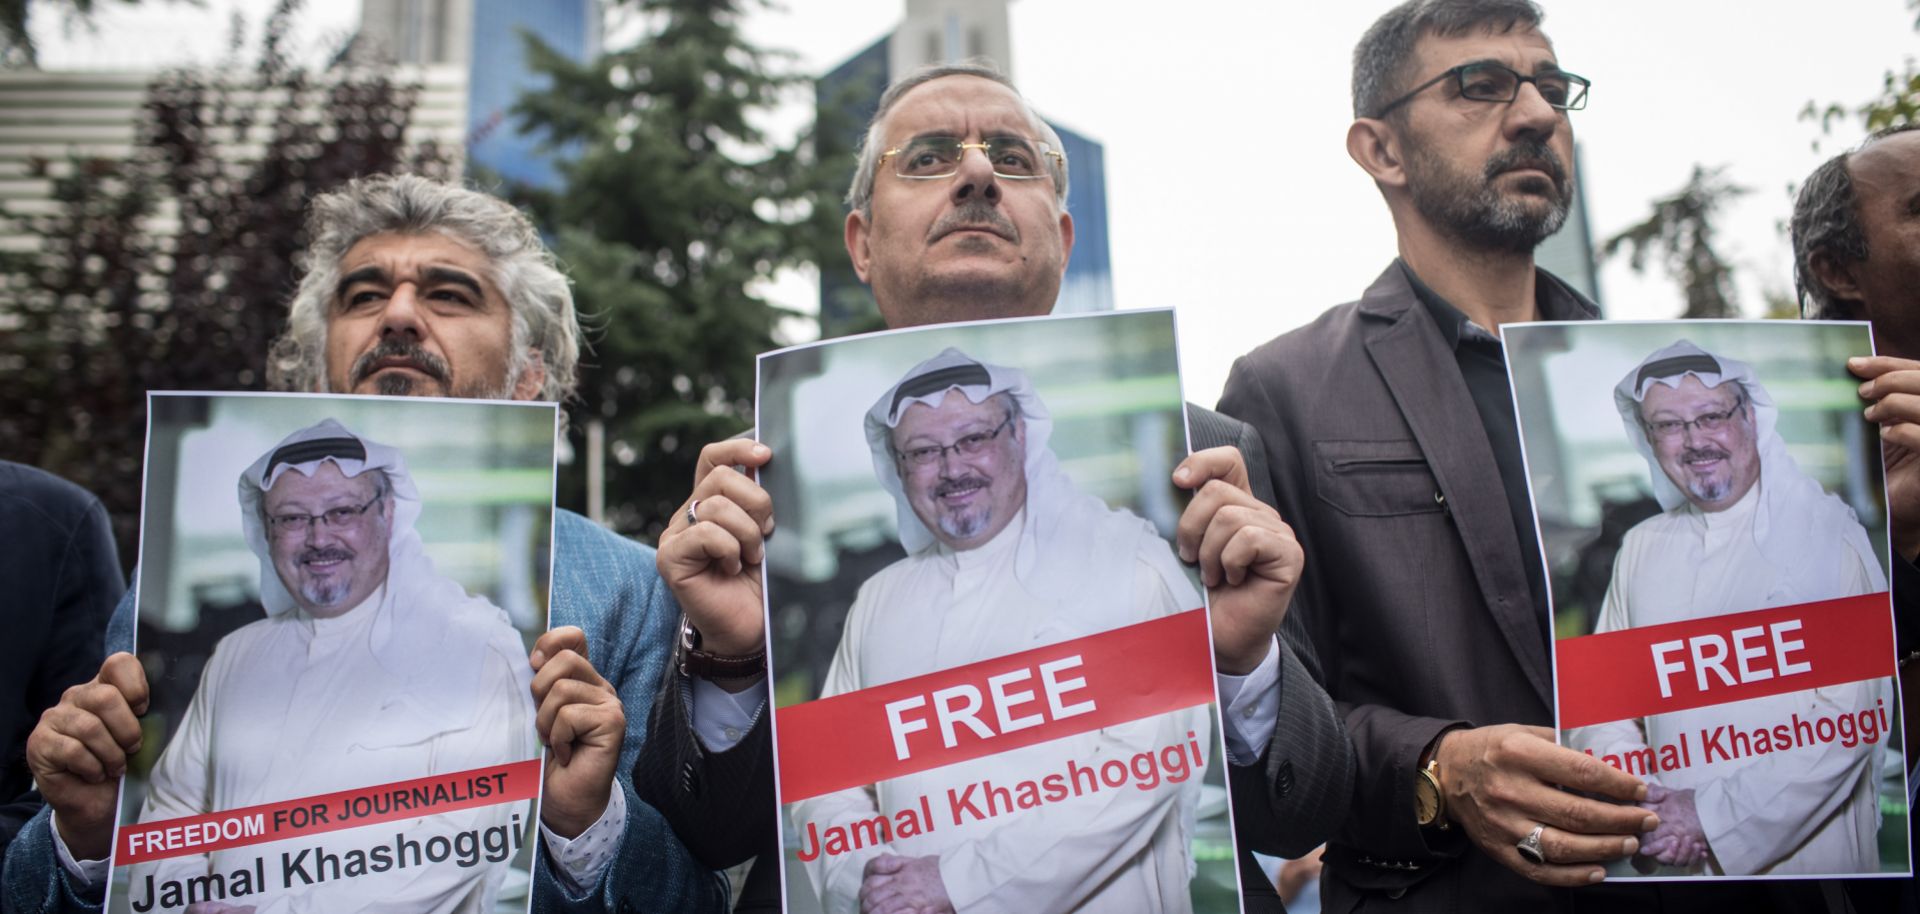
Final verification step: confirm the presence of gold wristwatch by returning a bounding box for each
[1414,753,1449,830]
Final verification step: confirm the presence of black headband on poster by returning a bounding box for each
[266,436,367,477]
[890,362,991,422]
[1635,354,1722,393]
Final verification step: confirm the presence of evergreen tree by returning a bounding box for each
[1601,164,1748,319]
[511,0,844,539]
[0,0,447,568]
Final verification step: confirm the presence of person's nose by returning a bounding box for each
[950,145,1002,207]
[1503,80,1561,143]
[379,282,426,341]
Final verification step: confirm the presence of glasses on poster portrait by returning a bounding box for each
[267,493,383,538]
[1641,391,1748,442]
[879,136,1066,182]
[1371,62,1591,118]
[894,413,1017,469]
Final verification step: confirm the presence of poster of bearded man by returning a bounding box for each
[105,392,555,913]
[1501,320,1909,881]
[755,310,1243,914]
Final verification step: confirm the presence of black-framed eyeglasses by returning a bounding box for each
[878,136,1065,182]
[1641,392,1747,442]
[1372,62,1590,118]
[268,493,383,538]
[894,414,1016,468]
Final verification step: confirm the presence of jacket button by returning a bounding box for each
[1275,760,1294,797]
[1388,887,1407,899]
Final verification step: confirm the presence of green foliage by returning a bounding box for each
[1601,164,1748,319]
[510,0,845,540]
[0,0,446,569]
[1803,0,1920,141]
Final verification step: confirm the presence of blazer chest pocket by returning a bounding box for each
[1314,439,1446,517]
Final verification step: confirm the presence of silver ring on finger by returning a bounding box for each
[686,498,701,527]
[1516,823,1548,865]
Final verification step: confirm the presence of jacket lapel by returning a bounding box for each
[1356,266,1552,704]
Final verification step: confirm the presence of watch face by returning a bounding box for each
[1415,771,1441,824]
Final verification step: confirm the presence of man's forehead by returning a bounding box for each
[880,75,1037,143]
[1849,131,1920,211]
[337,231,495,284]
[1412,23,1558,73]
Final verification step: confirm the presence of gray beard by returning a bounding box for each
[1406,145,1572,255]
[301,577,350,608]
[364,366,517,399]
[937,506,989,542]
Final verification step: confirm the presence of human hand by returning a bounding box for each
[27,652,149,861]
[530,626,623,838]
[1634,784,1708,869]
[858,853,954,914]
[656,439,774,688]
[1172,446,1305,675]
[1277,844,1325,904]
[1434,725,1656,886]
[1855,357,1920,560]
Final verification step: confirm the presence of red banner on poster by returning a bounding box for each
[776,608,1216,803]
[1556,593,1895,729]
[115,759,540,865]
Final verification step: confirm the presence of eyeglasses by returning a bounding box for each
[894,414,1016,468]
[1642,394,1746,442]
[1372,62,1590,118]
[267,493,382,538]
[878,136,1065,182]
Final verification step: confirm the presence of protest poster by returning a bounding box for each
[108,392,555,913]
[1502,320,1909,880]
[756,310,1243,913]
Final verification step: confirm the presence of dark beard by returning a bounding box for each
[1405,138,1573,254]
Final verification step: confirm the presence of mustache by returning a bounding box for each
[1680,446,1731,464]
[1484,141,1568,188]
[298,546,354,564]
[350,339,450,387]
[934,475,990,497]
[928,200,1018,244]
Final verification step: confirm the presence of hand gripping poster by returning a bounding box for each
[756,310,1244,913]
[1502,320,1910,880]
[109,392,555,913]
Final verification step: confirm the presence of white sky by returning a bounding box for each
[38,0,1920,405]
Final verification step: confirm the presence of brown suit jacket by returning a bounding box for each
[1218,264,1834,913]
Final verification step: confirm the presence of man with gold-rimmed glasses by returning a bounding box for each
[648,60,1350,913]
[1567,340,1889,877]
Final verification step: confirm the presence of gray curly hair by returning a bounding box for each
[845,59,1068,219]
[1792,123,1920,320]
[1352,0,1546,120]
[266,174,580,403]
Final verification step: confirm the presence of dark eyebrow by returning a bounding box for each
[422,266,484,298]
[335,265,389,302]
[334,265,484,302]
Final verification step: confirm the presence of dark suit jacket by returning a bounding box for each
[0,461,120,854]
[1217,264,1838,913]
[634,404,1354,913]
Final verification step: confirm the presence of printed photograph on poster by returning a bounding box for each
[108,392,556,913]
[1502,321,1908,880]
[756,310,1243,913]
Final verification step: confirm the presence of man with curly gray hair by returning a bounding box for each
[14,175,727,914]
[267,173,580,403]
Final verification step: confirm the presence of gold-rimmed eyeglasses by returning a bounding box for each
[878,136,1064,182]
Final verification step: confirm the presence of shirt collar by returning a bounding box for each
[1395,257,1591,351]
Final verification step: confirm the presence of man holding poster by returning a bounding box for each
[125,417,538,913]
[790,347,1208,914]
[1568,339,1891,876]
